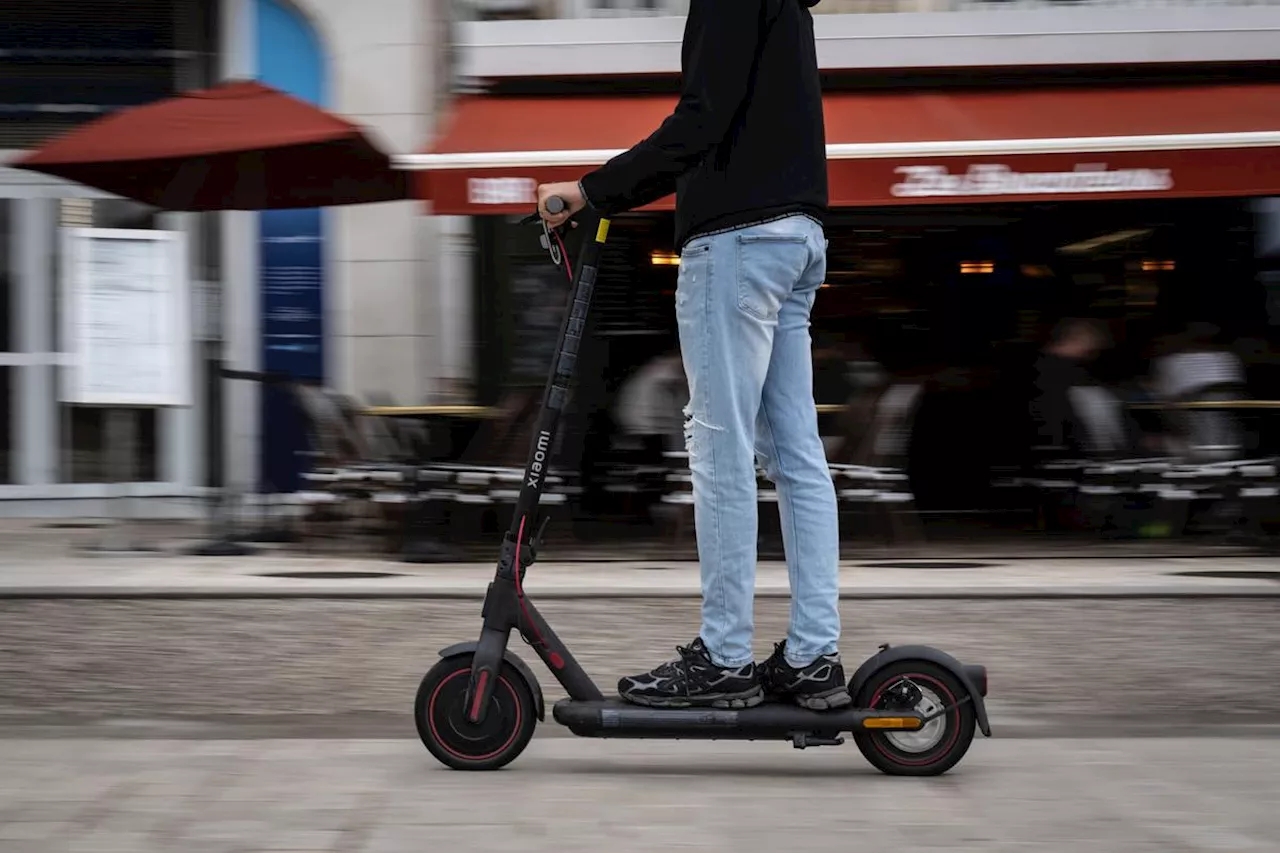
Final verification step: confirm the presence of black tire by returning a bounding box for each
[415,654,538,771]
[851,660,976,777]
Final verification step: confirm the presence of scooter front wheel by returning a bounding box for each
[415,654,537,771]
[851,660,976,777]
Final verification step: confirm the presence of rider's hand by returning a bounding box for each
[537,181,586,228]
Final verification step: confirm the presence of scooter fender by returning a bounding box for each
[439,642,545,721]
[849,644,991,737]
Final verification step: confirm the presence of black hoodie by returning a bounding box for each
[579,0,827,250]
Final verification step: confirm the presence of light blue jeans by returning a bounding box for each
[675,213,840,669]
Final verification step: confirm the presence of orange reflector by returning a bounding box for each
[863,717,923,730]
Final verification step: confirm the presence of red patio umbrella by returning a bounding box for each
[12,79,410,210]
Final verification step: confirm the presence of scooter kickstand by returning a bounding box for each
[789,732,845,749]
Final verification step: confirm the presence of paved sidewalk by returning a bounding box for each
[3,593,1277,721]
[2,519,1278,598]
[1,737,1277,853]
[2,552,1278,598]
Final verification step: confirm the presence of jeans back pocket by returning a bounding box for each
[735,233,808,322]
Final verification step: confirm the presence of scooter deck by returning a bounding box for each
[552,697,927,742]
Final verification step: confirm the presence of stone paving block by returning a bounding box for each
[160,840,243,853]
[0,804,72,827]
[178,819,279,846]
[63,830,156,853]
[359,824,453,853]
[0,822,62,842]
[257,828,344,850]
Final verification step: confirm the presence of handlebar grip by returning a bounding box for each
[545,195,567,215]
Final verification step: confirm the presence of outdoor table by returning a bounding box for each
[357,405,504,561]
[364,405,502,418]
[1128,399,1280,455]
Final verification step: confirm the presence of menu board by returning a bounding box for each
[60,227,191,407]
[508,261,570,386]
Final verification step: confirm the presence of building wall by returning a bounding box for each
[455,7,1280,78]
[220,0,449,493]
[0,0,214,517]
[290,0,439,407]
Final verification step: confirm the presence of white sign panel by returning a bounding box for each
[60,228,192,407]
[468,177,536,205]
[890,164,1175,198]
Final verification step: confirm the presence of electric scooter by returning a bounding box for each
[415,197,992,775]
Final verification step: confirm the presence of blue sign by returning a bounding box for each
[261,209,325,379]
[255,0,328,494]
[259,208,325,493]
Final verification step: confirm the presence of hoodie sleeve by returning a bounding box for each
[578,0,766,214]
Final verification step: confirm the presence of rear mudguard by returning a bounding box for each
[439,642,545,721]
[849,644,991,737]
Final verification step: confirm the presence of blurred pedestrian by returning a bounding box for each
[614,348,688,462]
[1029,318,1108,455]
[1153,322,1247,461]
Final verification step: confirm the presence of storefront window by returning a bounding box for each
[60,406,158,483]
[52,198,164,483]
[479,197,1268,542]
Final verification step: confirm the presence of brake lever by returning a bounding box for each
[519,212,575,231]
[540,219,563,266]
[515,213,561,264]
[520,196,571,267]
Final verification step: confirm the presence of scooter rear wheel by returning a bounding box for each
[851,660,976,777]
[415,654,537,771]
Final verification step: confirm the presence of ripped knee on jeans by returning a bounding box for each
[682,404,723,460]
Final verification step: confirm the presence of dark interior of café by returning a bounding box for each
[471,195,1278,536]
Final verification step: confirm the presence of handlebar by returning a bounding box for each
[518,195,568,226]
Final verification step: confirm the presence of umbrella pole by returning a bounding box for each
[242,425,300,545]
[243,488,301,544]
[186,359,258,556]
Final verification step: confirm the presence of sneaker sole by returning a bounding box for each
[620,686,765,710]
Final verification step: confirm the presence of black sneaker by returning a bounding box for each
[617,638,763,709]
[760,640,853,710]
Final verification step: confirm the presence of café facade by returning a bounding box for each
[405,57,1280,527]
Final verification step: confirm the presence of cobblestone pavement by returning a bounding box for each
[0,737,1276,853]
[3,519,1278,727]
[2,597,1277,720]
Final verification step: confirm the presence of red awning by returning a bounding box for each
[15,80,409,210]
[410,82,1280,215]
